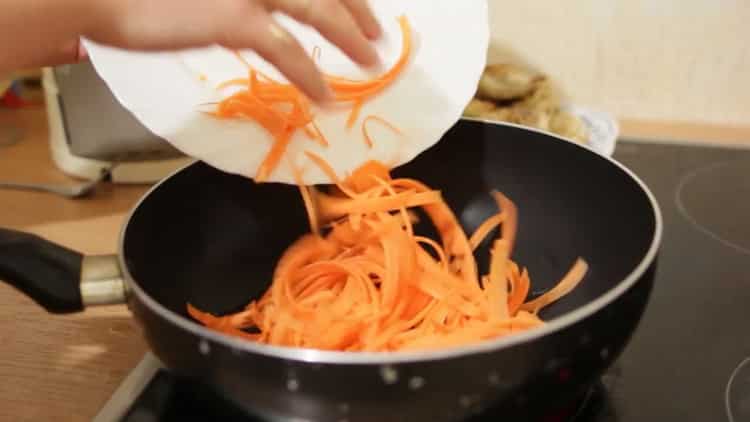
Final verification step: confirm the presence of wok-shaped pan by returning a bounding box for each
[0,120,662,421]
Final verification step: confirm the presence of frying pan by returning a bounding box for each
[0,120,662,421]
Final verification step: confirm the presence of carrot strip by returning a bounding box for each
[469,213,505,251]
[485,239,510,320]
[346,101,363,129]
[310,120,328,146]
[314,189,443,225]
[345,160,392,192]
[390,178,478,284]
[302,125,317,140]
[255,126,295,182]
[187,304,259,341]
[312,46,322,63]
[361,115,403,148]
[290,163,320,235]
[415,235,448,268]
[520,258,589,314]
[507,267,530,316]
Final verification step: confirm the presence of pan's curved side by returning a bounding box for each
[119,119,661,421]
[127,260,655,422]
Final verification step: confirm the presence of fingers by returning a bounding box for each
[224,11,332,103]
[91,0,249,51]
[340,0,382,40]
[269,0,380,67]
[85,0,383,104]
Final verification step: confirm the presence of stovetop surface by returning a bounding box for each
[114,140,750,422]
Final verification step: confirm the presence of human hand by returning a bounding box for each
[86,0,382,103]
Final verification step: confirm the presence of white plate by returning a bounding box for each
[83,1,489,184]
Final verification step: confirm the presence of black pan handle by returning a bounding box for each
[0,228,127,313]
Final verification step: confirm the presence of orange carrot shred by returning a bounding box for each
[469,213,505,251]
[508,267,531,315]
[346,101,364,129]
[520,259,588,314]
[188,156,588,352]
[289,162,320,236]
[312,46,322,63]
[310,120,328,146]
[361,115,403,148]
[208,16,413,181]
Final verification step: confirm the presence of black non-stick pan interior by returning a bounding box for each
[123,121,657,326]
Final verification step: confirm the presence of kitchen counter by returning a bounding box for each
[1,105,749,422]
[0,106,149,422]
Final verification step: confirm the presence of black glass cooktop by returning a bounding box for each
[116,140,750,422]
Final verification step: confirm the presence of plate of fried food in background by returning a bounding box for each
[463,63,618,157]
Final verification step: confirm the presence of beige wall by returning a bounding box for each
[488,0,750,127]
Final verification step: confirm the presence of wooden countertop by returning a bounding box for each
[0,106,149,422]
[0,105,749,422]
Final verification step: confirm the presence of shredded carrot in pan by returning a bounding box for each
[187,158,589,352]
[208,15,413,182]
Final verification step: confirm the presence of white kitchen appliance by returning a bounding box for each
[42,63,193,184]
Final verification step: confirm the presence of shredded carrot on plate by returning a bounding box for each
[208,15,413,182]
[187,159,588,352]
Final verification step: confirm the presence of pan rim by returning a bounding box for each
[118,118,663,365]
